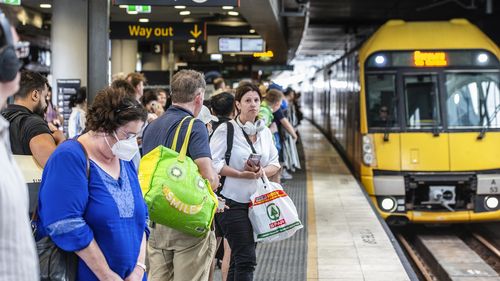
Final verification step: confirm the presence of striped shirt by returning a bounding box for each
[0,116,38,281]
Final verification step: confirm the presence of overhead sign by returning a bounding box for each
[0,0,21,5]
[113,0,239,7]
[110,22,206,41]
[126,5,152,13]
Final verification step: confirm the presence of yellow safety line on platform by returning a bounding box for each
[306,161,318,280]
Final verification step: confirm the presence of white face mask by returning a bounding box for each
[104,132,139,161]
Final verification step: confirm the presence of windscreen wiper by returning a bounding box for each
[383,117,391,142]
[477,104,500,140]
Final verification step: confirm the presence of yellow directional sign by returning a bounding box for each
[110,22,207,41]
[190,24,202,39]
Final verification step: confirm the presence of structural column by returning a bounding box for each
[51,0,88,96]
[87,0,110,103]
[111,40,138,77]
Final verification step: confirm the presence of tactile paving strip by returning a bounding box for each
[254,138,307,281]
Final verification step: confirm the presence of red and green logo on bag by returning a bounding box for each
[267,203,286,229]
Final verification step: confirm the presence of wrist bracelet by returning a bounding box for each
[136,262,147,272]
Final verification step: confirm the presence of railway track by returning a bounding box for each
[394,224,500,281]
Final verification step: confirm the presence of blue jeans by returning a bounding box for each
[219,199,257,281]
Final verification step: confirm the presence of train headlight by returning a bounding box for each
[363,154,373,165]
[484,196,499,210]
[477,53,489,64]
[380,197,396,212]
[362,135,376,166]
[375,55,386,65]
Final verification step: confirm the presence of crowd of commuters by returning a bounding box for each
[0,6,304,281]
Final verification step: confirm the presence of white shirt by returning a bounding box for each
[0,116,38,281]
[68,106,86,138]
[210,120,280,203]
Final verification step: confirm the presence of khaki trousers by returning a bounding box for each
[147,224,216,281]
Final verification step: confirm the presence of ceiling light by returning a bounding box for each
[222,6,234,10]
[227,11,239,16]
[191,46,195,51]
[40,4,51,8]
[174,5,186,9]
[119,5,128,8]
[249,29,256,34]
[127,10,138,15]
[179,10,191,16]
[139,18,149,23]
[188,39,196,43]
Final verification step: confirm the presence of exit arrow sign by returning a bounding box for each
[190,24,202,39]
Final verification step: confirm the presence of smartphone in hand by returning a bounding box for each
[248,153,262,166]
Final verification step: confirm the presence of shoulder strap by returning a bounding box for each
[225,122,234,165]
[178,118,196,162]
[171,116,191,151]
[240,127,257,154]
[217,121,234,195]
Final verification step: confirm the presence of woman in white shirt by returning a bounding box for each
[68,87,87,138]
[210,82,280,281]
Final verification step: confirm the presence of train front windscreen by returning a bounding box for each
[364,50,500,132]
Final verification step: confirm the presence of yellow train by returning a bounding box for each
[300,19,500,224]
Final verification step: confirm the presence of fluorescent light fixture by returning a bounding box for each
[40,3,51,8]
[127,10,138,15]
[227,11,239,16]
[179,10,191,16]
[222,6,234,10]
[249,29,256,34]
[139,18,149,23]
[210,54,223,61]
[119,5,128,8]
[188,39,196,43]
[174,5,186,9]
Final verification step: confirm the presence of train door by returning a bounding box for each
[399,72,450,171]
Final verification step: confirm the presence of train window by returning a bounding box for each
[366,74,398,128]
[403,74,441,129]
[445,72,500,128]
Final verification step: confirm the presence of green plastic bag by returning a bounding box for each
[139,116,217,237]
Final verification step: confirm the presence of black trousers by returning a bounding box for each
[219,198,257,281]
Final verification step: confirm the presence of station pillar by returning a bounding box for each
[111,40,138,77]
[51,0,88,97]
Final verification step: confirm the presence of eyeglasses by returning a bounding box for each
[116,128,139,140]
[15,41,30,59]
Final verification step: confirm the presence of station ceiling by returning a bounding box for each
[13,0,500,67]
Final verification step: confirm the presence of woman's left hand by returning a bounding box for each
[124,266,144,281]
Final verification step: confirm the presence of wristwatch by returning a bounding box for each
[136,262,147,272]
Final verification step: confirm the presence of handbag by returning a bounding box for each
[33,139,89,281]
[248,175,303,243]
[139,116,218,237]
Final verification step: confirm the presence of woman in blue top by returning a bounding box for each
[38,86,149,281]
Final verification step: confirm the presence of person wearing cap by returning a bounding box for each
[197,105,219,135]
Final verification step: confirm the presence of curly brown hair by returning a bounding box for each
[86,87,147,134]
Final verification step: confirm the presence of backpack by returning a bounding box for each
[138,116,218,237]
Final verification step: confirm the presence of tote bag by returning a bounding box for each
[139,116,218,237]
[248,175,303,243]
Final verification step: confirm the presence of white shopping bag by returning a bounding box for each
[248,175,303,243]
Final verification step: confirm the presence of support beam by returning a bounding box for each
[87,0,110,104]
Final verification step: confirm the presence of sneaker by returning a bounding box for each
[281,169,293,180]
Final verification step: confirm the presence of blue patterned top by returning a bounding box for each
[38,140,149,281]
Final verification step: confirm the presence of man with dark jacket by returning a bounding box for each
[1,70,65,167]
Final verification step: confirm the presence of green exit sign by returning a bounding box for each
[1,0,21,5]
[126,5,151,13]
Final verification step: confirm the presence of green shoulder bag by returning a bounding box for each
[139,116,217,237]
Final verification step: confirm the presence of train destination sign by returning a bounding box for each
[413,51,448,67]
[113,0,239,7]
[110,22,206,41]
